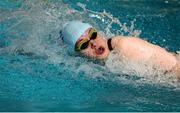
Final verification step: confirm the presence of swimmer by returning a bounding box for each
[61,20,180,78]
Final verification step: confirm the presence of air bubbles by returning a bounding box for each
[165,1,169,4]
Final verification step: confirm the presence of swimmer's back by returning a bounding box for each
[112,36,177,71]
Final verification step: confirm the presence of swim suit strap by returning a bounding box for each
[107,38,113,51]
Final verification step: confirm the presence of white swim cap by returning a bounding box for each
[61,20,92,48]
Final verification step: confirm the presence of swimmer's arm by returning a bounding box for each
[111,36,178,70]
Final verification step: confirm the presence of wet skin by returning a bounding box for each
[76,29,180,77]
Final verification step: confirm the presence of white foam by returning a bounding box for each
[106,50,180,87]
[1,0,179,87]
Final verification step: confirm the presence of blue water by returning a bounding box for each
[0,0,180,112]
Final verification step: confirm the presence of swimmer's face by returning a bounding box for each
[75,28,110,59]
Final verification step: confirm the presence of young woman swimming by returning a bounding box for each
[61,21,180,78]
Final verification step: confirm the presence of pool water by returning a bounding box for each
[0,0,180,112]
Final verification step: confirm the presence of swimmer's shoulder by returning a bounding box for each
[111,35,145,42]
[111,36,133,47]
[111,36,154,61]
[111,36,124,49]
[112,35,154,47]
[111,35,147,49]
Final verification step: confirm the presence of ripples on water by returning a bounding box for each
[1,0,179,86]
[0,0,180,111]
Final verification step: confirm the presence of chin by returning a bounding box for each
[95,48,109,59]
[96,53,109,60]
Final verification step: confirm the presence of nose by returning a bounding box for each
[90,40,98,49]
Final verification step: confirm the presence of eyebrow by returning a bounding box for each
[75,39,84,46]
[77,39,83,43]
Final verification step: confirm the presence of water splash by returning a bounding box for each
[77,2,142,38]
[106,50,180,87]
[0,0,179,88]
[76,2,179,87]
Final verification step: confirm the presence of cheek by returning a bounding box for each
[81,47,96,56]
[99,41,105,46]
[97,37,106,45]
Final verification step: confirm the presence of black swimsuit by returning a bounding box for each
[107,38,113,51]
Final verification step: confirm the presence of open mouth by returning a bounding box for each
[95,46,105,55]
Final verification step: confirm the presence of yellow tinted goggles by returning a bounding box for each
[75,28,97,51]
